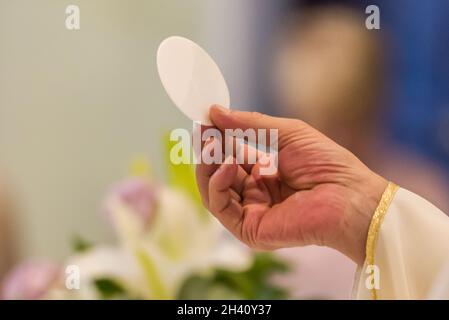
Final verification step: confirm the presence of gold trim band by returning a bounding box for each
[365,181,399,300]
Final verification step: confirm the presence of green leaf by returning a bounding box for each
[71,234,93,253]
[135,248,169,299]
[164,133,203,210]
[177,253,290,300]
[93,278,126,299]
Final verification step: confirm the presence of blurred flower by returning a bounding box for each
[15,154,286,300]
[136,186,252,298]
[55,246,147,300]
[1,261,61,300]
[104,178,157,232]
[101,183,251,299]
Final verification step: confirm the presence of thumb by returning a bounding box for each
[209,105,299,132]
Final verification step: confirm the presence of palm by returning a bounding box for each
[235,138,351,250]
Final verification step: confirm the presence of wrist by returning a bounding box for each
[341,172,388,265]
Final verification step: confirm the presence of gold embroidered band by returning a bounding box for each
[365,181,399,300]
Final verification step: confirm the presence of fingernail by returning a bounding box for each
[211,104,230,115]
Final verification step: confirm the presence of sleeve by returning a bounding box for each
[353,182,449,300]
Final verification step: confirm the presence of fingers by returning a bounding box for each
[199,107,284,175]
[209,105,299,132]
[195,137,221,206]
[208,158,244,232]
[223,137,266,174]
[196,160,219,209]
[196,138,248,207]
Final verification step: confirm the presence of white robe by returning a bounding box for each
[353,182,449,299]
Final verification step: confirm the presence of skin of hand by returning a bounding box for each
[196,105,388,265]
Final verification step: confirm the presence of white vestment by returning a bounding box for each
[353,183,449,299]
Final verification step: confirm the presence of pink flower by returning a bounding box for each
[104,178,157,230]
[1,261,61,300]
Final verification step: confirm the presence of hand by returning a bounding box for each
[196,105,387,265]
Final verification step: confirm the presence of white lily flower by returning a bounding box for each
[109,186,252,299]
[53,246,148,300]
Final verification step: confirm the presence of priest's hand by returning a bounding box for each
[196,105,387,265]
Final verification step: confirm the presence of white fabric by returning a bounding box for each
[354,188,449,299]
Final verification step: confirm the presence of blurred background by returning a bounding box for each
[0,0,448,299]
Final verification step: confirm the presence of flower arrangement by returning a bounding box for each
[1,140,289,300]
